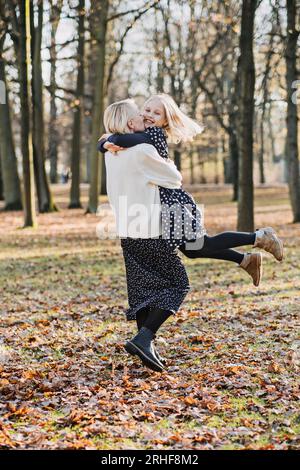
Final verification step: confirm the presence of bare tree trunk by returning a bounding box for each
[87,0,109,213]
[174,148,181,172]
[201,162,207,184]
[189,150,194,185]
[69,0,85,208]
[18,0,36,227]
[214,152,219,184]
[0,34,22,210]
[100,161,107,195]
[267,104,276,163]
[0,160,3,200]
[154,7,165,92]
[47,0,63,184]
[99,10,111,197]
[31,0,57,213]
[84,9,96,184]
[258,24,274,185]
[228,128,239,199]
[228,69,240,201]
[259,111,266,184]
[237,0,256,232]
[285,0,300,222]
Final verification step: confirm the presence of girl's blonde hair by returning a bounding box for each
[145,94,205,144]
[103,98,138,134]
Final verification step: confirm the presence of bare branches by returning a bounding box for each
[4,0,19,47]
[106,1,159,89]
[107,0,160,22]
[44,84,92,100]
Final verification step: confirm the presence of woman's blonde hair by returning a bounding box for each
[103,98,138,134]
[145,94,205,144]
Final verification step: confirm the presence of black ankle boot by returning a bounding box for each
[125,327,165,372]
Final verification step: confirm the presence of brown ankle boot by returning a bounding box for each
[239,252,262,286]
[253,227,283,261]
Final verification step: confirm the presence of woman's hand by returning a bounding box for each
[104,142,124,152]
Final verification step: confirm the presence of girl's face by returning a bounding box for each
[142,98,167,128]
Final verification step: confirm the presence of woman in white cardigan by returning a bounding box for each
[102,99,191,373]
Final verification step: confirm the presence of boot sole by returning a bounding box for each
[253,253,262,287]
[152,345,167,365]
[125,341,164,372]
[268,236,283,261]
[275,237,284,262]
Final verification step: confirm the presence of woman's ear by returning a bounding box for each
[127,119,133,131]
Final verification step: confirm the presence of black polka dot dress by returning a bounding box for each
[146,127,206,250]
[120,127,205,322]
[120,237,191,321]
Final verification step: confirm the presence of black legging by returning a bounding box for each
[179,231,256,264]
[135,231,257,333]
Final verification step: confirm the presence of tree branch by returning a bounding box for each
[107,0,159,22]
[106,1,159,88]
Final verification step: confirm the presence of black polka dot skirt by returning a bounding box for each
[120,237,191,321]
[159,187,206,250]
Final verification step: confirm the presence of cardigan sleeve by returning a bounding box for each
[138,144,182,189]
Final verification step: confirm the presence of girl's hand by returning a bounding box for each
[104,142,124,152]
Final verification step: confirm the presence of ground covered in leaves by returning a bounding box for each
[0,184,299,450]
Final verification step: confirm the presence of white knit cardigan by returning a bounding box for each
[104,143,182,238]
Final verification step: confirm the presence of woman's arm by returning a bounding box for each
[139,144,182,189]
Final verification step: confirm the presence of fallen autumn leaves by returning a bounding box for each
[0,185,299,450]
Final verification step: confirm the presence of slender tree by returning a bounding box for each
[69,0,85,208]
[285,0,300,222]
[236,0,257,232]
[48,0,63,184]
[0,160,3,200]
[18,0,36,227]
[31,0,57,212]
[0,28,22,210]
[86,0,109,213]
